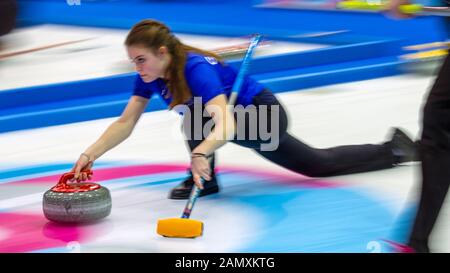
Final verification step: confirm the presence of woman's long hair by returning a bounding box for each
[125,19,222,108]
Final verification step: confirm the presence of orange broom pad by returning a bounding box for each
[156,218,203,238]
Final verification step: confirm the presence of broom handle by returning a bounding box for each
[181,34,262,219]
[228,34,262,106]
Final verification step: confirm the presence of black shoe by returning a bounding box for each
[390,127,419,164]
[168,172,219,200]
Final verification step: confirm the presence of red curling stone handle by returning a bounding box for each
[52,170,99,193]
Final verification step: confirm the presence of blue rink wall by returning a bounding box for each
[1,0,447,133]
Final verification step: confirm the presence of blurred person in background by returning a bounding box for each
[387,0,450,253]
[0,0,17,53]
[0,0,17,40]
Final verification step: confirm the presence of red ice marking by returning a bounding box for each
[382,239,415,253]
[10,163,339,188]
[11,164,190,185]
[0,213,98,253]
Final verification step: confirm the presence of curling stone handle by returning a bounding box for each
[57,170,94,186]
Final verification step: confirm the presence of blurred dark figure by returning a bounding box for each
[0,0,17,37]
[388,0,450,253]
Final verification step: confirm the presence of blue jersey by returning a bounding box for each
[132,52,265,107]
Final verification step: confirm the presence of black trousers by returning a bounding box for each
[182,89,396,178]
[408,54,450,253]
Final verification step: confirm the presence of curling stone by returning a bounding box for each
[43,170,111,223]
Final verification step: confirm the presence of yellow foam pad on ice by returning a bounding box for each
[337,1,383,11]
[337,1,422,14]
[402,49,448,61]
[398,4,422,14]
[157,218,203,238]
